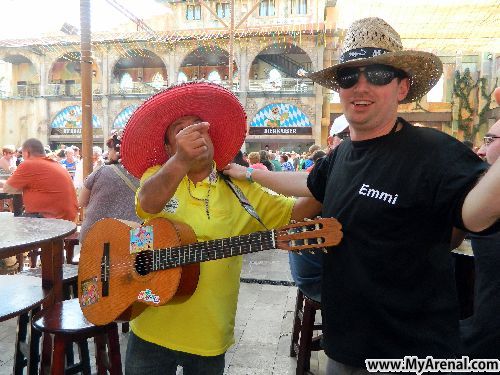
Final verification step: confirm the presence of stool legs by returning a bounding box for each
[290,290,305,357]
[13,306,42,375]
[289,290,322,375]
[297,302,316,374]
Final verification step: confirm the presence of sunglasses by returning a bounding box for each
[483,135,500,146]
[336,65,407,89]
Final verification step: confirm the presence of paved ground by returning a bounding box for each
[0,248,327,374]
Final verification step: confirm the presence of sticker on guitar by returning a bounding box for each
[130,225,154,254]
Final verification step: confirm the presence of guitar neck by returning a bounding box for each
[151,230,276,271]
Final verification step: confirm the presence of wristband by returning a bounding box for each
[245,167,255,183]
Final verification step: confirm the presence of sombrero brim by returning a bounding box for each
[121,82,247,179]
[307,51,443,104]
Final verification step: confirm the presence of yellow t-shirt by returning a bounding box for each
[131,165,295,356]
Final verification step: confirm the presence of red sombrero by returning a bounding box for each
[121,82,248,178]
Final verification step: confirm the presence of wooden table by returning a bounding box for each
[0,217,76,304]
[0,217,76,372]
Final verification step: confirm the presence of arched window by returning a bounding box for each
[268,68,282,89]
[427,75,444,102]
[208,71,221,83]
[120,73,133,90]
[151,72,164,89]
[177,71,188,83]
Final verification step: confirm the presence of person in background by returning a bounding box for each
[60,147,77,179]
[302,145,320,170]
[232,150,249,167]
[460,118,500,359]
[327,115,350,153]
[0,138,77,221]
[259,150,274,171]
[305,150,326,173]
[247,151,267,170]
[78,129,140,242]
[92,146,105,170]
[269,152,282,171]
[224,17,500,373]
[0,145,17,174]
[280,154,294,171]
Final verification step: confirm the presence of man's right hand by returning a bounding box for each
[171,122,211,170]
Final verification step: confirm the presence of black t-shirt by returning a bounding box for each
[307,118,488,367]
[461,229,500,359]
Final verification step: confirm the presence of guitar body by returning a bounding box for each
[78,217,198,326]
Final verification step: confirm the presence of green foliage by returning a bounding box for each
[453,69,497,141]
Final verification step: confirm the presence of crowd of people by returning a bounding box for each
[0,16,499,375]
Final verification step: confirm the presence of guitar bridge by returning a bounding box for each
[100,242,110,297]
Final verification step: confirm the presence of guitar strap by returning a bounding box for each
[110,164,139,192]
[219,173,269,230]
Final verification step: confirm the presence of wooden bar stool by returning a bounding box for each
[290,289,322,375]
[0,274,49,375]
[32,298,123,375]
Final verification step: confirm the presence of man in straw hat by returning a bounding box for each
[224,17,500,372]
[120,82,322,374]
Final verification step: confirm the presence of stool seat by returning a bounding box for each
[33,298,102,334]
[20,263,78,283]
[0,275,48,322]
[32,298,123,374]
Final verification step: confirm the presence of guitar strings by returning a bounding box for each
[80,235,279,277]
[80,227,327,278]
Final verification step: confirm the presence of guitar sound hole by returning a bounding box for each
[135,251,153,276]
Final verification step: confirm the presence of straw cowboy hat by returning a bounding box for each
[121,82,247,178]
[308,17,443,103]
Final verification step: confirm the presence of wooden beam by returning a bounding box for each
[199,0,229,29]
[235,0,262,30]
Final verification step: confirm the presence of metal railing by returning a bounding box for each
[109,81,167,95]
[0,78,313,98]
[248,78,314,93]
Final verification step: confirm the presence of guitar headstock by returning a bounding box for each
[275,217,342,251]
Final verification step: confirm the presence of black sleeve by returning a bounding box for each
[432,142,489,231]
[307,148,336,203]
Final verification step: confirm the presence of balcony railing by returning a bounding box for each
[45,83,102,97]
[0,83,41,98]
[248,78,314,93]
[110,81,167,95]
[0,78,313,99]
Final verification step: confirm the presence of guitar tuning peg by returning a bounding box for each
[290,220,297,224]
[297,251,303,255]
[322,248,328,253]
[304,218,311,221]
[310,250,316,255]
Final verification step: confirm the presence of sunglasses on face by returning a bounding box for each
[336,65,407,89]
[483,135,500,146]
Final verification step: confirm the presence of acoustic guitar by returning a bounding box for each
[78,217,342,325]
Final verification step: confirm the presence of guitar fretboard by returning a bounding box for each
[151,230,276,271]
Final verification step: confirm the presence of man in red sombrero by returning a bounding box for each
[120,82,322,374]
[224,17,500,373]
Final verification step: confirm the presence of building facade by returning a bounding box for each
[0,1,498,152]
